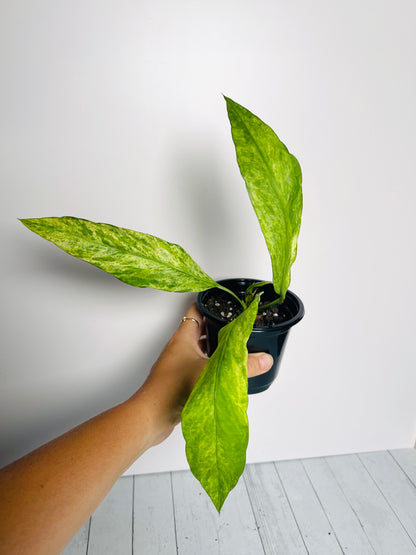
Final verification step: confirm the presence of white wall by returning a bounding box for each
[1,0,415,474]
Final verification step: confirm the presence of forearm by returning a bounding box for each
[0,389,160,555]
[0,308,203,555]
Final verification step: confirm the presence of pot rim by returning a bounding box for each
[197,278,304,332]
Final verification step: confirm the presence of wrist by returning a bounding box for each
[126,380,179,448]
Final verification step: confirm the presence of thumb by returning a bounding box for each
[247,352,273,378]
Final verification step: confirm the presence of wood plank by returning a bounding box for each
[172,469,264,555]
[58,450,416,555]
[244,462,308,555]
[302,457,377,555]
[327,454,416,555]
[390,449,416,486]
[61,518,90,555]
[359,451,416,545]
[87,476,133,555]
[133,472,177,555]
[275,459,344,555]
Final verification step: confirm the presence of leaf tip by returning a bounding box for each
[19,217,32,229]
[223,95,238,112]
[19,217,45,234]
[214,500,224,513]
[209,490,227,513]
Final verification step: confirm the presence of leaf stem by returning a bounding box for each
[259,297,282,310]
[215,284,247,310]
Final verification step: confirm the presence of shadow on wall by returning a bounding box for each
[0,290,194,468]
[166,140,246,271]
[5,139,241,468]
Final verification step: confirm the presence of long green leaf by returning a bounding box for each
[181,295,260,512]
[20,217,218,293]
[225,96,302,302]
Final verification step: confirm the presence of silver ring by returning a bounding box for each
[181,316,200,328]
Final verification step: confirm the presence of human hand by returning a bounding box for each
[135,303,273,446]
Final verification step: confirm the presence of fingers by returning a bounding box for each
[175,303,207,358]
[247,352,273,378]
[177,303,204,339]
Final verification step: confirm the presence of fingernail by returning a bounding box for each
[258,353,273,372]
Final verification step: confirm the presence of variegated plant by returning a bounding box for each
[21,97,302,511]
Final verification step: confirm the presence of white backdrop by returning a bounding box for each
[1,0,415,475]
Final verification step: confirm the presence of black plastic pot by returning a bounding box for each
[197,278,304,394]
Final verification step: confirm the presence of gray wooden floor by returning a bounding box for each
[62,449,416,555]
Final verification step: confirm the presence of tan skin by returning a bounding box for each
[0,304,273,555]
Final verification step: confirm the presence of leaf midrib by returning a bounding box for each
[211,324,233,503]
[231,107,291,288]
[50,226,214,287]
